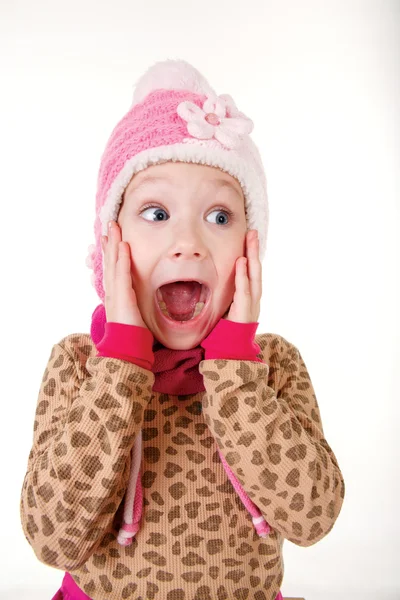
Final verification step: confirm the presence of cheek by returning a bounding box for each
[216,259,237,299]
[125,244,148,281]
[221,260,236,281]
[218,241,243,275]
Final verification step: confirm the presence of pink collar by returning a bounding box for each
[90,303,205,395]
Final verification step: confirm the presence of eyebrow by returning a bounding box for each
[126,174,243,202]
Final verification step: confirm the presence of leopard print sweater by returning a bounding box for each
[20,331,345,599]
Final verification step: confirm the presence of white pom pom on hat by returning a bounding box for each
[131,58,216,106]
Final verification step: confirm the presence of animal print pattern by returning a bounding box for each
[20,332,344,599]
[199,336,345,546]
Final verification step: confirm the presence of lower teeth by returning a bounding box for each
[158,300,205,321]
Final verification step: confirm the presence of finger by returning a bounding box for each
[115,242,133,291]
[233,257,251,319]
[101,234,111,300]
[106,220,120,286]
[230,258,249,323]
[109,220,120,265]
[103,221,119,300]
[246,231,262,302]
[240,258,251,297]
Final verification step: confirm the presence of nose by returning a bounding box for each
[168,225,207,260]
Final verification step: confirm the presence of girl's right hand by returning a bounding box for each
[101,220,148,329]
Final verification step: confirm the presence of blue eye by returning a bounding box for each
[140,206,168,222]
[140,205,234,225]
[206,209,231,225]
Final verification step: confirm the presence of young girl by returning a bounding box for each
[20,59,345,600]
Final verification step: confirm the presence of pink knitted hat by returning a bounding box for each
[85,58,269,296]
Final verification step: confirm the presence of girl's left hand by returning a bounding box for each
[223,229,262,323]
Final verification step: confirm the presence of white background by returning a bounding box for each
[1,0,399,598]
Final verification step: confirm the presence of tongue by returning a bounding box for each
[159,281,202,317]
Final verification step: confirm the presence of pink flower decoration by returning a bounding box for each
[177,93,254,149]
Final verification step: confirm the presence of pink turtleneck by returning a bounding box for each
[96,318,264,371]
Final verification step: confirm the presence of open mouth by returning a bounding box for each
[155,281,210,322]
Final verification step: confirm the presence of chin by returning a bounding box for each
[154,329,205,350]
[164,340,199,351]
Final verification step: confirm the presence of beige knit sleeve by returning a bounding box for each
[198,335,345,547]
[20,335,155,571]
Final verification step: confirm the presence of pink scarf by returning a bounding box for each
[90,304,271,546]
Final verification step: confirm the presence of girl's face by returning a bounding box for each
[117,161,247,349]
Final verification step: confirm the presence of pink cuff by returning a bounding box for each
[95,322,155,370]
[200,318,264,362]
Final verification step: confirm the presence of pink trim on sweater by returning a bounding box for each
[95,318,264,365]
[200,318,264,361]
[56,571,284,599]
[56,572,91,599]
[95,321,155,369]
